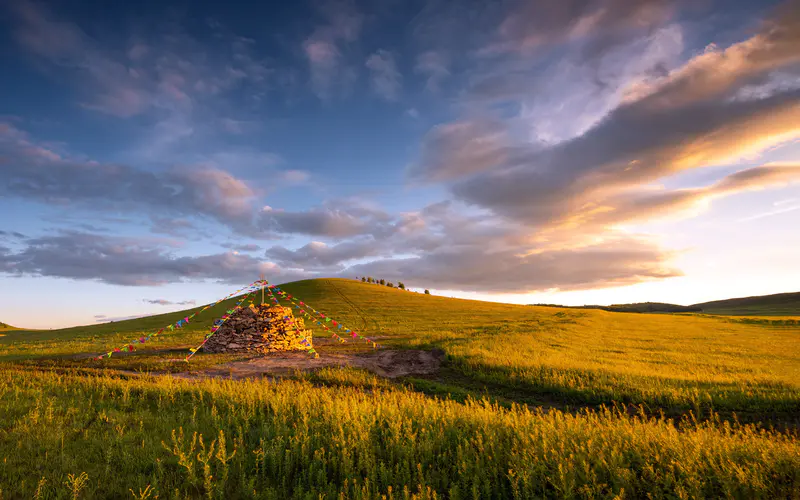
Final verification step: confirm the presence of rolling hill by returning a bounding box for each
[1,278,799,497]
[541,291,800,316]
[2,278,798,412]
[693,291,800,316]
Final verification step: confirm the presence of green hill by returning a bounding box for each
[2,278,798,416]
[693,291,800,316]
[1,278,799,497]
[567,302,702,313]
[552,292,800,316]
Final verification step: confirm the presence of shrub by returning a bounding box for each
[398,282,405,290]
[424,289,430,295]
[379,279,385,286]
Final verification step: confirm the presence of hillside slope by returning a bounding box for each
[2,278,799,425]
[693,291,800,316]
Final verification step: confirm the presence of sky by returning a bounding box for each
[0,0,799,329]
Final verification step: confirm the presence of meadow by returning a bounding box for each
[1,279,799,498]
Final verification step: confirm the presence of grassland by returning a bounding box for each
[1,279,799,498]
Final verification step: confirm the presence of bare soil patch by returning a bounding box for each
[176,347,444,380]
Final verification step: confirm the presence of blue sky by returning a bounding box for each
[1,0,798,328]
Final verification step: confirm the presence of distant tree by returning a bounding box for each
[379,279,385,285]
[398,282,405,290]
[387,282,394,287]
[361,277,366,282]
[424,289,430,295]
[367,277,373,283]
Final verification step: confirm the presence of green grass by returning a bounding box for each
[2,278,800,497]
[1,367,798,499]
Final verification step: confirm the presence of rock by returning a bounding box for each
[202,303,313,354]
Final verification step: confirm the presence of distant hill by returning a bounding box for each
[600,302,702,314]
[693,292,800,316]
[0,321,17,330]
[559,302,701,314]
[533,292,800,316]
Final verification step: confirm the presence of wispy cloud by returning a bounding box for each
[0,122,258,230]
[257,203,392,238]
[366,50,402,100]
[739,203,800,222]
[302,0,363,99]
[8,0,274,160]
[143,299,196,306]
[95,313,152,323]
[0,231,309,286]
[414,51,450,92]
[220,242,262,252]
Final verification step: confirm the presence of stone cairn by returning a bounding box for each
[202,303,313,354]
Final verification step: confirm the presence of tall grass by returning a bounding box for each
[278,280,800,419]
[1,366,798,499]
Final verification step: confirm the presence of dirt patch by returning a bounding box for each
[176,348,444,380]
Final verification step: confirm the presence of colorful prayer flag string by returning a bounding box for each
[268,284,380,349]
[92,279,264,361]
[184,288,260,362]
[265,284,319,358]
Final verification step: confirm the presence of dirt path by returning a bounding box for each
[175,348,445,381]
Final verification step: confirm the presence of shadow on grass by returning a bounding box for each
[397,352,800,430]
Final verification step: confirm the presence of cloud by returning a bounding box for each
[0,230,27,240]
[453,89,799,225]
[347,237,680,293]
[255,200,681,293]
[0,122,258,230]
[303,0,363,99]
[0,231,309,286]
[366,50,402,100]
[7,0,274,163]
[150,217,202,239]
[409,118,514,182]
[265,239,386,270]
[143,299,197,306]
[257,204,392,238]
[415,51,450,92]
[220,242,262,252]
[280,170,311,184]
[563,163,800,231]
[411,6,800,235]
[95,313,151,323]
[493,0,680,55]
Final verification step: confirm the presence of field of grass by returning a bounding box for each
[1,278,799,498]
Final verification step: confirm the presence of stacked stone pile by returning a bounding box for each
[202,303,313,354]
